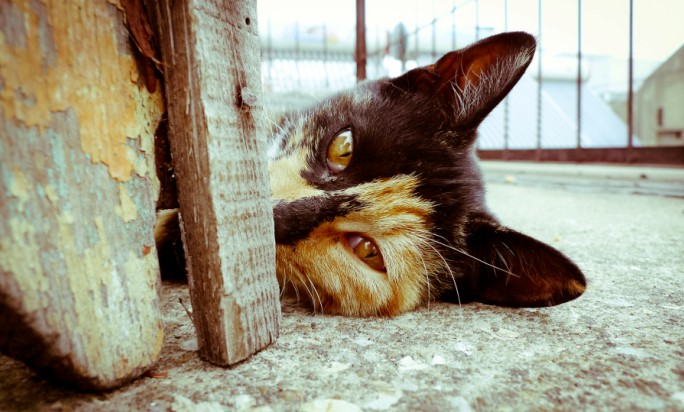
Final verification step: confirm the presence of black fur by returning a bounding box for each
[273,194,363,245]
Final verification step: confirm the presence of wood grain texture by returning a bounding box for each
[152,0,280,364]
[0,1,165,389]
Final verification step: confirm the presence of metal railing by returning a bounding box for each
[259,0,684,165]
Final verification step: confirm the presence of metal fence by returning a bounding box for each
[258,0,684,164]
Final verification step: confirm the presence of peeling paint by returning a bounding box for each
[0,2,27,49]
[116,185,139,222]
[44,184,58,204]
[0,0,164,388]
[0,0,163,181]
[0,218,45,309]
[8,168,31,211]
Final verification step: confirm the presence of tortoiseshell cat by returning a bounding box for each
[157,32,586,316]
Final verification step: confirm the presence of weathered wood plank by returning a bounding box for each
[152,0,280,364]
[0,1,165,389]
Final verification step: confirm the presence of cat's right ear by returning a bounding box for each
[389,32,536,129]
[463,219,587,307]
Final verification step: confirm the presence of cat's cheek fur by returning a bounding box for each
[275,227,398,316]
[269,147,322,201]
[275,219,435,316]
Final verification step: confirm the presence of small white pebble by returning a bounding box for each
[324,361,351,374]
[233,394,256,409]
[431,355,447,365]
[454,342,473,356]
[301,399,362,412]
[353,336,374,347]
[448,396,474,412]
[397,356,428,371]
[180,337,198,351]
[671,392,684,405]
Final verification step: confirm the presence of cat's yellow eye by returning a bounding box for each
[347,234,386,272]
[327,129,353,173]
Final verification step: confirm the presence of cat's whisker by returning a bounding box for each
[500,240,516,257]
[286,265,302,304]
[417,229,521,279]
[278,267,293,299]
[407,230,462,308]
[416,251,431,312]
[297,274,318,314]
[278,277,287,298]
[285,276,299,301]
[497,240,518,285]
[297,268,322,314]
[493,244,513,286]
[303,272,325,315]
[423,239,462,309]
[424,271,432,311]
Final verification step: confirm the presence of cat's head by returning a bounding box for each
[269,32,586,316]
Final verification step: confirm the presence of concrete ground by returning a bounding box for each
[1,161,683,411]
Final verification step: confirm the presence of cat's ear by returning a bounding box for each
[390,32,536,129]
[464,220,586,307]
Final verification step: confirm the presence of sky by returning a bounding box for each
[257,0,684,63]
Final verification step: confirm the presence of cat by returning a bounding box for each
[156,31,586,317]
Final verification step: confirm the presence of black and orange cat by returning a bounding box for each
[157,32,586,316]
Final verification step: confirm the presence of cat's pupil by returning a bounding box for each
[357,241,375,258]
[347,234,386,272]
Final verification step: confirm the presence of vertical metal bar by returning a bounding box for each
[356,0,367,82]
[475,0,480,40]
[323,24,329,89]
[536,0,543,160]
[267,19,272,91]
[432,0,437,59]
[452,0,457,49]
[375,26,381,78]
[627,0,634,157]
[503,0,510,158]
[415,3,420,65]
[504,0,508,32]
[400,24,407,72]
[474,0,480,149]
[576,0,582,151]
[295,21,301,90]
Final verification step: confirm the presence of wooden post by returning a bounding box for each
[152,0,280,365]
[0,1,164,389]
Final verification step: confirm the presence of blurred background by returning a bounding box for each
[257,0,684,163]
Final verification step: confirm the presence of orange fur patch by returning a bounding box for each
[274,175,444,316]
[269,148,323,201]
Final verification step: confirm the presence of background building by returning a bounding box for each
[634,45,684,146]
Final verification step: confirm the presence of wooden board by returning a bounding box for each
[0,1,165,389]
[152,0,280,365]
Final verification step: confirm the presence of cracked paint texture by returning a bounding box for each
[0,0,165,389]
[0,0,162,181]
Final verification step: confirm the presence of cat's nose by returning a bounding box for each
[272,199,314,245]
[272,194,362,245]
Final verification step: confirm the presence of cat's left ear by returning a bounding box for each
[464,219,587,307]
[391,32,536,129]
